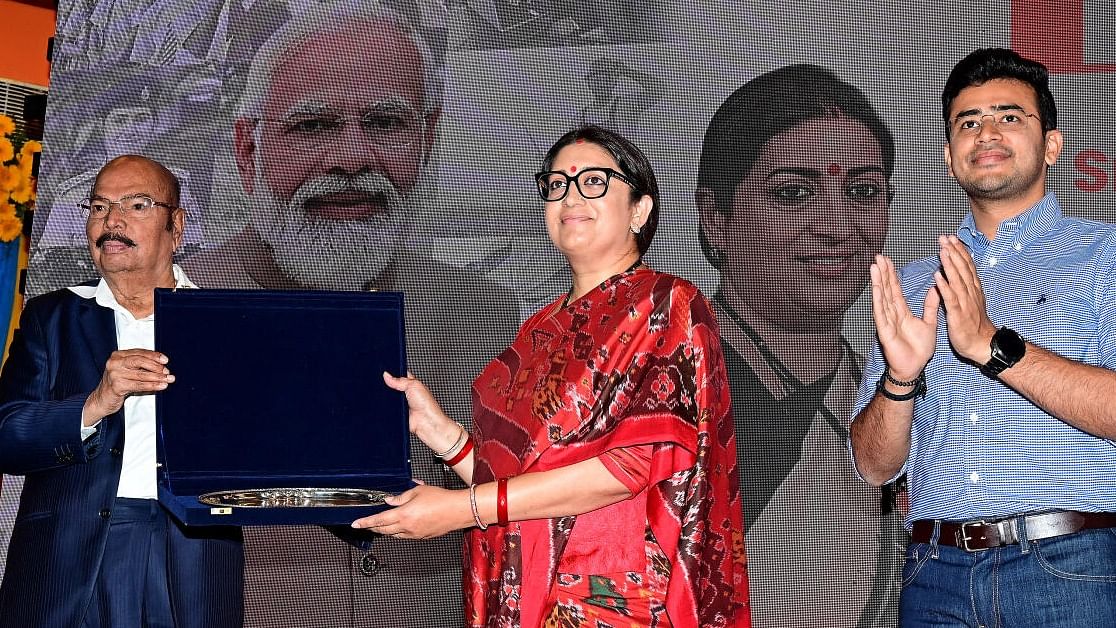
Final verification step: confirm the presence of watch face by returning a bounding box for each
[994,327,1026,362]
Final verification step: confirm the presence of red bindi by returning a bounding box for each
[569,165,578,173]
[826,163,842,176]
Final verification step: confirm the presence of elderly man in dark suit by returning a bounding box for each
[0,154,242,628]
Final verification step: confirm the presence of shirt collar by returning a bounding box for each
[956,192,1062,255]
[68,264,196,320]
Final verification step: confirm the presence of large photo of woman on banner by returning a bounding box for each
[696,64,903,627]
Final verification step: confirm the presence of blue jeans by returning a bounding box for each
[900,523,1116,627]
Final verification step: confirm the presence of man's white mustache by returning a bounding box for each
[291,172,403,214]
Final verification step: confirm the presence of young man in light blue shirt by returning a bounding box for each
[850,48,1116,627]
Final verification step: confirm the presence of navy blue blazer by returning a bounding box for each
[0,286,242,628]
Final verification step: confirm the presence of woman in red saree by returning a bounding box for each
[354,125,750,627]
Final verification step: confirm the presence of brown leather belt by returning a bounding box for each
[911,511,1116,552]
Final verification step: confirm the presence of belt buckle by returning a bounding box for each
[957,520,990,552]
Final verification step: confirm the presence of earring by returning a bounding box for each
[708,246,726,268]
[630,224,641,234]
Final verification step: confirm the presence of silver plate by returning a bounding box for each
[197,488,391,508]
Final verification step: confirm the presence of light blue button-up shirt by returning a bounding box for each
[852,193,1116,526]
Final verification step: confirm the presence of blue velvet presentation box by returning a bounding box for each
[153,289,413,526]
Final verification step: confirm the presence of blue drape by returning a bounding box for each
[0,238,19,356]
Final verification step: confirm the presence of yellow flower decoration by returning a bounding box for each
[0,210,21,241]
[19,140,41,160]
[0,116,38,241]
[1,165,18,192]
[18,155,34,177]
[10,180,33,204]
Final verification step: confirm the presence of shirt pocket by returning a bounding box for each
[1016,287,1094,362]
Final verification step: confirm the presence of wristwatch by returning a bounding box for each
[982,327,1026,378]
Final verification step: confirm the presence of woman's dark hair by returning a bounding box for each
[540,125,660,255]
[696,64,895,265]
[941,48,1057,137]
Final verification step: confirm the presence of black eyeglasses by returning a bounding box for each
[534,168,636,202]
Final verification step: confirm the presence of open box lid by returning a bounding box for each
[153,289,411,525]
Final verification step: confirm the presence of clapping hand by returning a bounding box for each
[869,254,939,381]
[933,235,997,365]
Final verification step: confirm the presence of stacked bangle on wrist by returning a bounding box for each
[434,424,472,466]
[432,424,467,458]
[443,437,473,467]
[876,366,926,402]
[469,484,488,530]
[496,478,509,526]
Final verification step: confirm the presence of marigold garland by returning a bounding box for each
[0,114,39,243]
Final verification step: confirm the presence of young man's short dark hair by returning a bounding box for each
[941,47,1058,137]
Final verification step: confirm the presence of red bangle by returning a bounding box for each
[496,477,509,526]
[442,436,474,467]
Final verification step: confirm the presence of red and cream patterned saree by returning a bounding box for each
[466,268,750,627]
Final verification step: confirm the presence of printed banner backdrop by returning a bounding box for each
[3,0,1115,625]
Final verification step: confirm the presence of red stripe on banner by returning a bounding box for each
[1012,0,1116,74]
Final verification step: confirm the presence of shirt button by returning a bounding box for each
[110,447,123,456]
[988,257,998,267]
[359,553,381,577]
[1014,243,1022,251]
[99,509,112,519]
[969,472,980,483]
[969,413,979,424]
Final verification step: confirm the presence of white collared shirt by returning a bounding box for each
[72,265,195,499]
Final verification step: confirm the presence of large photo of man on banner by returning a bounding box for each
[184,5,519,627]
